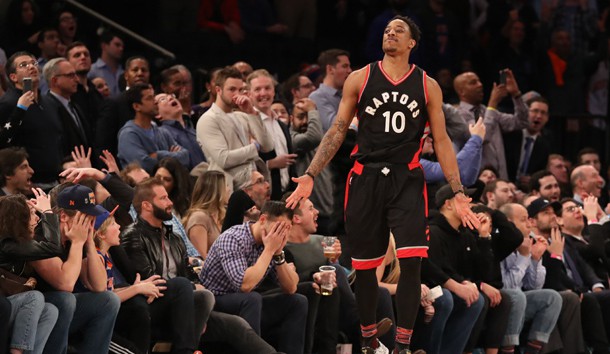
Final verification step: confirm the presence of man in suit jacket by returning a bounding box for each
[247,69,296,200]
[527,198,610,352]
[503,96,552,185]
[196,66,273,190]
[558,197,610,288]
[453,69,528,179]
[41,57,93,158]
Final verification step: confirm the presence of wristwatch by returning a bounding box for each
[273,251,286,265]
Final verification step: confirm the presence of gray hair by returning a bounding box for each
[233,168,254,191]
[42,57,68,84]
[170,64,191,80]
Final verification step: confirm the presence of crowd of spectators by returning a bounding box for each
[1,0,610,353]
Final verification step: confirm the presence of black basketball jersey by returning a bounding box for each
[353,62,430,165]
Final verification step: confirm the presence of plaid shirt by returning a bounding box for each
[200,222,277,295]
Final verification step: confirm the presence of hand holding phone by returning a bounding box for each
[23,77,32,92]
[499,70,507,85]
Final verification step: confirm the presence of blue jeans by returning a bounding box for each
[502,289,562,346]
[43,291,120,354]
[8,291,58,354]
[426,289,484,354]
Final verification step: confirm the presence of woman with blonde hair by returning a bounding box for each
[182,171,228,258]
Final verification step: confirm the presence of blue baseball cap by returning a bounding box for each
[57,185,107,216]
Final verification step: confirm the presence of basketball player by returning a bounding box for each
[287,16,480,354]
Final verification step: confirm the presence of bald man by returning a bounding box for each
[454,70,528,179]
[571,165,605,204]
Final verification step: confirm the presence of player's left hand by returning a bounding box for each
[452,193,481,229]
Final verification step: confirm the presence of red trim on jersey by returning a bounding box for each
[378,61,416,86]
[396,246,428,259]
[350,144,359,159]
[352,255,386,270]
[344,159,364,215]
[422,177,429,217]
[423,71,429,104]
[357,64,371,104]
[408,122,429,167]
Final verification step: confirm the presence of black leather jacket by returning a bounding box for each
[120,217,188,279]
[0,213,63,275]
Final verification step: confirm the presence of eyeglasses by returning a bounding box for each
[17,61,38,69]
[299,83,314,89]
[563,205,582,213]
[155,94,176,104]
[246,178,266,188]
[55,72,78,79]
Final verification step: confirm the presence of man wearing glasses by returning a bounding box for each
[42,57,93,158]
[0,51,64,191]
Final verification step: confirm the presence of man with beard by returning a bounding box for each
[66,42,104,138]
[289,98,335,235]
[481,179,515,210]
[454,69,528,180]
[117,83,189,173]
[530,171,562,202]
[197,66,273,188]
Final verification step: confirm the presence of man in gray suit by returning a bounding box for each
[196,66,273,190]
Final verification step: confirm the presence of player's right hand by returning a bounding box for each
[286,175,314,209]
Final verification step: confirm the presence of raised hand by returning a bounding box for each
[28,187,51,213]
[99,150,119,174]
[547,227,564,255]
[71,145,92,168]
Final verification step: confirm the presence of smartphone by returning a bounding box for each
[23,77,32,92]
[498,70,507,85]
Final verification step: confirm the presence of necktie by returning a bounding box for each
[471,105,481,122]
[563,250,584,289]
[519,137,534,175]
[68,101,86,139]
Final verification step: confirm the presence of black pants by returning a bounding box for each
[201,311,278,354]
[465,290,512,351]
[336,268,396,350]
[297,281,340,354]
[581,293,610,353]
[115,277,199,354]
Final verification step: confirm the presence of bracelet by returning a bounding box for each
[453,186,465,196]
[17,103,28,111]
[305,171,315,181]
[550,253,563,261]
[272,251,286,265]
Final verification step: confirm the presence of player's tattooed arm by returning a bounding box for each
[447,172,464,193]
[306,118,349,176]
